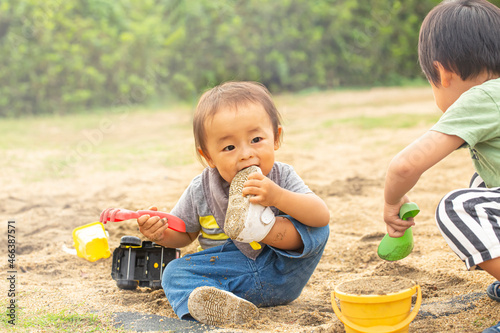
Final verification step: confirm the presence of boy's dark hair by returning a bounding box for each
[419,0,500,85]
[193,81,282,165]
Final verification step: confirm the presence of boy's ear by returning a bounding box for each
[274,126,283,150]
[434,61,453,88]
[198,147,216,168]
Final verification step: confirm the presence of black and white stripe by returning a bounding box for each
[436,174,500,270]
[469,172,487,188]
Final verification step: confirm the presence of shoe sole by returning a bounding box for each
[188,286,259,326]
[225,166,261,239]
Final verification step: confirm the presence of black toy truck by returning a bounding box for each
[111,236,180,290]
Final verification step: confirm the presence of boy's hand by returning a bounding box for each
[384,198,415,237]
[137,206,169,242]
[242,172,282,207]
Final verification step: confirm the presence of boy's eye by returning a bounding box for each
[223,145,235,151]
[251,137,262,143]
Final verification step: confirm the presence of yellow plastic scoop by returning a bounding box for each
[377,202,419,261]
[73,222,111,262]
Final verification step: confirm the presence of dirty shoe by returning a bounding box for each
[188,286,259,326]
[225,166,276,244]
[486,281,500,302]
[482,321,500,333]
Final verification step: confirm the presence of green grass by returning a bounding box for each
[0,112,111,150]
[296,78,429,96]
[0,104,193,150]
[1,105,197,182]
[1,303,125,333]
[473,317,498,329]
[323,113,440,130]
[1,90,437,183]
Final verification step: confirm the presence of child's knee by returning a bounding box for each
[161,258,184,290]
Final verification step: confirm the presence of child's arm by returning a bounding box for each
[243,173,330,227]
[137,206,199,248]
[384,130,464,236]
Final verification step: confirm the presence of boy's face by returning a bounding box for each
[200,102,281,183]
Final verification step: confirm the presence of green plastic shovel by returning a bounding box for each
[377,202,420,261]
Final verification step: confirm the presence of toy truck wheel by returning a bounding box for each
[151,281,162,290]
[120,236,141,247]
[116,279,139,290]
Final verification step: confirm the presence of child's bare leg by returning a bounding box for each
[261,216,303,251]
[479,257,500,280]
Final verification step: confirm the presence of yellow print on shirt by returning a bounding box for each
[199,215,229,240]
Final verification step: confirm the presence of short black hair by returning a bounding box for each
[419,0,500,85]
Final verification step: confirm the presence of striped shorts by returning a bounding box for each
[436,173,500,270]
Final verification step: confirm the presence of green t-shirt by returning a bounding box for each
[431,77,500,188]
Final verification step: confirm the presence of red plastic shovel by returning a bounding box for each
[99,208,186,233]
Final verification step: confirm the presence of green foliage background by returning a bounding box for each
[1,0,499,116]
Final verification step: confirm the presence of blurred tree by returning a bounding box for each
[1,0,498,116]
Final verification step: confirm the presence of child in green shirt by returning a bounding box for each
[382,1,500,332]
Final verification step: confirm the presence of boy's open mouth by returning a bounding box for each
[239,164,258,172]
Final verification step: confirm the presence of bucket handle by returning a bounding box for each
[332,285,422,333]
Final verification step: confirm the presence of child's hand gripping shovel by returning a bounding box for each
[99,208,186,233]
[377,202,419,261]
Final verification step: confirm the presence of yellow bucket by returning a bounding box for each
[72,222,111,262]
[331,277,422,333]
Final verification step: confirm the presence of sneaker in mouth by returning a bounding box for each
[224,166,276,247]
[225,166,260,239]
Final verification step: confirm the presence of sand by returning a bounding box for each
[336,276,415,295]
[1,86,498,332]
